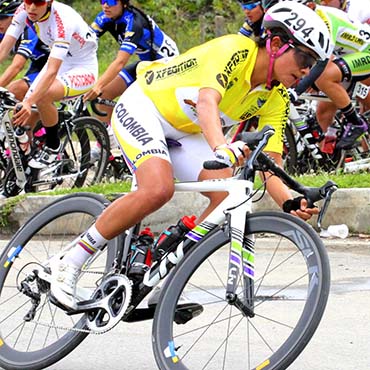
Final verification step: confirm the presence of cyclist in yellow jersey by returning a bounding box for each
[47,2,332,310]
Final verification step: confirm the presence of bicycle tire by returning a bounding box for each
[69,116,110,187]
[0,193,119,370]
[152,211,330,370]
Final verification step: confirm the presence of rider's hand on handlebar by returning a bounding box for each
[12,102,32,126]
[214,141,250,168]
[83,86,102,102]
[283,196,319,221]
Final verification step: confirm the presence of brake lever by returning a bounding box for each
[317,184,337,230]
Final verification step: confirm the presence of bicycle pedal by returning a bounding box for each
[174,303,204,325]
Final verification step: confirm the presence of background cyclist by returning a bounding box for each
[0,0,49,101]
[47,3,332,310]
[0,0,98,170]
[84,0,179,128]
[247,0,370,149]
[238,0,264,38]
[308,0,370,149]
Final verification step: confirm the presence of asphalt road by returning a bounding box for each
[0,236,369,370]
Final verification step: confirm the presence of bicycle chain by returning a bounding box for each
[30,272,130,335]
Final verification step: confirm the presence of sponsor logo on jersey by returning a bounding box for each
[72,32,86,48]
[341,32,365,46]
[239,96,268,121]
[144,58,198,84]
[216,73,229,89]
[351,55,370,69]
[115,103,153,145]
[54,10,65,38]
[223,49,249,76]
[124,31,135,38]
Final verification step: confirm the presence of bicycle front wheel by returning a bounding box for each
[153,211,330,370]
[0,193,118,370]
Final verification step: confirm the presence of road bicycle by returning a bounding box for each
[0,89,110,197]
[0,126,337,370]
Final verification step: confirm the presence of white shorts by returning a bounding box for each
[111,82,214,182]
[25,60,98,100]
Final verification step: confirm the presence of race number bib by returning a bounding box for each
[353,82,370,100]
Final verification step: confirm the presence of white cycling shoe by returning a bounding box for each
[49,256,80,310]
[28,143,62,169]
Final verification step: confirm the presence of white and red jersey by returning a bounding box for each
[7,1,97,65]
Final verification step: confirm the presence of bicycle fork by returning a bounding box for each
[225,205,256,318]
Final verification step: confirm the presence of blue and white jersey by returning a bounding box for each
[91,7,178,60]
[17,26,49,70]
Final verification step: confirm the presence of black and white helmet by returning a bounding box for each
[0,0,21,16]
[263,2,333,60]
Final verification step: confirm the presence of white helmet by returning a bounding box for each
[263,2,333,60]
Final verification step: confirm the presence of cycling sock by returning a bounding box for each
[340,103,361,126]
[44,124,60,150]
[63,224,108,268]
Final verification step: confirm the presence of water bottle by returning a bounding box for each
[128,227,154,279]
[322,126,337,155]
[152,215,197,261]
[14,127,31,155]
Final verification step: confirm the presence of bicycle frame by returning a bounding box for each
[116,175,257,316]
[98,126,336,318]
[0,108,27,189]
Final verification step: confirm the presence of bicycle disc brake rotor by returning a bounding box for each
[86,274,132,333]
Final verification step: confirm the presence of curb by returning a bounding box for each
[1,188,370,235]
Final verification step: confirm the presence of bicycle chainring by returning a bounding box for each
[85,274,132,333]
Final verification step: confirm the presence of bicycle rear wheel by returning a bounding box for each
[28,117,109,193]
[153,211,330,370]
[0,193,118,370]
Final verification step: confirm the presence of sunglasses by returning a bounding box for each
[290,45,318,69]
[240,1,261,10]
[0,14,13,19]
[23,0,49,5]
[100,0,119,6]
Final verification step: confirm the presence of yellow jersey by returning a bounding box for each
[136,34,289,153]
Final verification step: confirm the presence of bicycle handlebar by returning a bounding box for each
[0,87,18,108]
[203,125,337,216]
[203,126,275,170]
[90,97,116,117]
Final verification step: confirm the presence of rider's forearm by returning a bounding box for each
[262,172,292,208]
[0,54,27,88]
[197,88,225,150]
[260,152,292,208]
[0,35,18,64]
[95,52,131,91]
